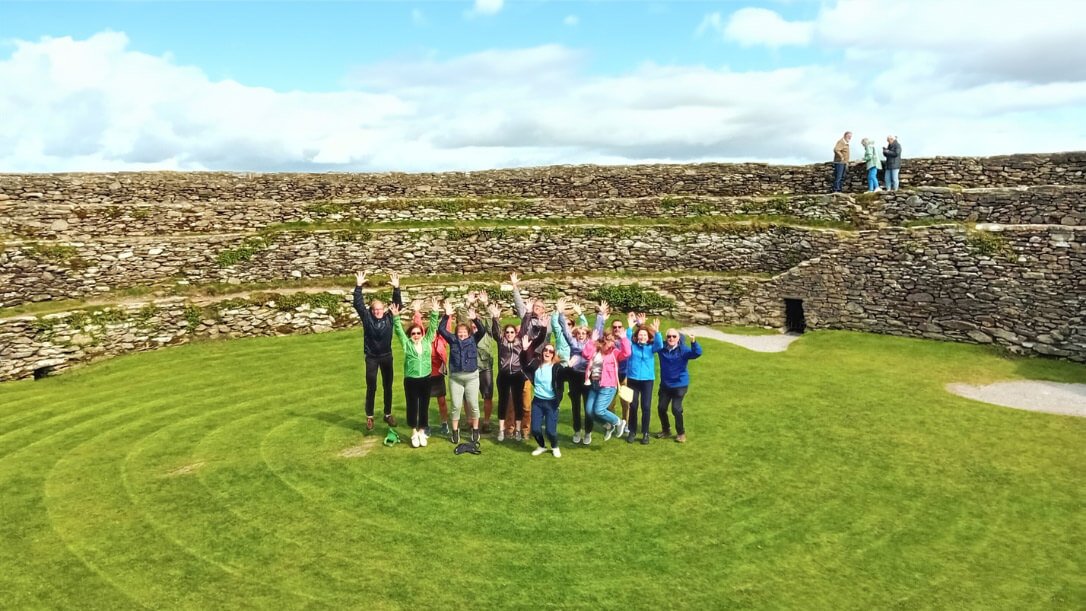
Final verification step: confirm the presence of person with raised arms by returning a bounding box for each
[553,298,607,444]
[489,302,527,441]
[351,271,403,431]
[519,335,569,458]
[437,298,487,445]
[582,326,631,441]
[391,296,442,448]
[656,329,703,443]
[475,291,498,435]
[625,312,664,445]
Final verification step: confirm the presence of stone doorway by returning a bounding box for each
[785,299,806,334]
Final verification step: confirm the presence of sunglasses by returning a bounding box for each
[410,331,423,336]
[504,330,516,335]
[543,348,555,354]
[666,335,679,339]
[611,325,623,330]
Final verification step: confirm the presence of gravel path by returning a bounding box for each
[946,381,1086,418]
[679,326,801,353]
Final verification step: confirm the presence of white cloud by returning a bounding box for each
[2,18,1085,173]
[472,0,503,16]
[411,8,425,26]
[721,8,814,48]
[564,15,579,27]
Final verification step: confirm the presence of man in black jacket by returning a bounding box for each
[883,135,902,191]
[352,270,404,430]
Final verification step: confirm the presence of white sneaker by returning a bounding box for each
[552,447,562,458]
[572,430,582,444]
[497,429,505,442]
[411,430,420,448]
[604,425,614,441]
[583,432,592,445]
[531,446,548,456]
[616,419,627,438]
[419,432,428,447]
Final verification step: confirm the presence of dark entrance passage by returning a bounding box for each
[784,299,806,334]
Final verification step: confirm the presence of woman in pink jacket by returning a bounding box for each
[581,328,631,441]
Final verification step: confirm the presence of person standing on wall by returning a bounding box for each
[832,131,852,193]
[352,270,404,431]
[883,135,902,191]
[861,138,883,192]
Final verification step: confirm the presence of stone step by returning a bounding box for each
[3,185,1082,239]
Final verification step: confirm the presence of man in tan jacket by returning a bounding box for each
[832,131,852,192]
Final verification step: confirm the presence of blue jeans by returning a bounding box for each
[884,168,900,191]
[832,162,846,192]
[530,397,559,448]
[866,167,878,191]
[585,385,619,427]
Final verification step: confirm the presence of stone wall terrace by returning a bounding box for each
[0,225,843,307]
[2,152,1082,203]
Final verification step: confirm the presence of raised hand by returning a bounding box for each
[556,297,568,313]
[590,328,600,342]
[688,334,696,344]
[653,318,661,330]
[429,296,441,311]
[572,302,583,316]
[487,303,501,319]
[627,311,637,326]
[389,271,400,288]
[411,298,424,312]
[463,292,474,306]
[443,298,455,316]
[520,334,531,350]
[389,303,401,316]
[636,312,647,325]
[479,290,490,305]
[510,271,519,286]
[355,271,367,287]
[467,307,478,320]
[597,300,610,316]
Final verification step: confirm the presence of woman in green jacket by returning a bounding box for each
[392,297,442,448]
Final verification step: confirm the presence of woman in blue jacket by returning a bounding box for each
[656,329,702,443]
[625,313,663,444]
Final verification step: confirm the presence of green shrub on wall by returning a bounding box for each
[966,229,1013,258]
[215,237,268,268]
[586,284,675,314]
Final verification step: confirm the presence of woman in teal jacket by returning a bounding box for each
[624,312,663,444]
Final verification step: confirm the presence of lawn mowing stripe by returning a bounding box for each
[44,395,327,607]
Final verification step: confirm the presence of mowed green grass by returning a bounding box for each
[1,328,1084,609]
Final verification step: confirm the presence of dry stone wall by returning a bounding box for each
[0,276,765,381]
[2,152,1083,203]
[0,225,841,307]
[769,226,1086,360]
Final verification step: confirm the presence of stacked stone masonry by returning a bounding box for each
[1,151,1084,381]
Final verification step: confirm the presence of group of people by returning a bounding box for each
[352,271,703,457]
[833,131,903,193]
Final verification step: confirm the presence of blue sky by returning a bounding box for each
[1,0,1084,172]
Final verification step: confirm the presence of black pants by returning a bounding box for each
[364,354,394,417]
[657,385,687,434]
[404,376,431,430]
[497,370,526,422]
[563,367,592,433]
[628,378,654,435]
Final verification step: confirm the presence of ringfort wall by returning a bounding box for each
[1,152,1083,380]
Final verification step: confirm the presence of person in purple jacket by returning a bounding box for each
[655,329,703,443]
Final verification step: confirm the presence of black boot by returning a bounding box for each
[640,433,650,445]
[471,428,480,444]
[626,430,636,444]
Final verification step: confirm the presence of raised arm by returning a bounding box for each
[652,329,664,352]
[390,272,403,308]
[686,334,703,360]
[615,335,632,362]
[470,309,486,342]
[510,272,527,317]
[423,308,441,344]
[554,310,574,346]
[352,271,373,323]
[391,307,407,345]
[437,314,456,343]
